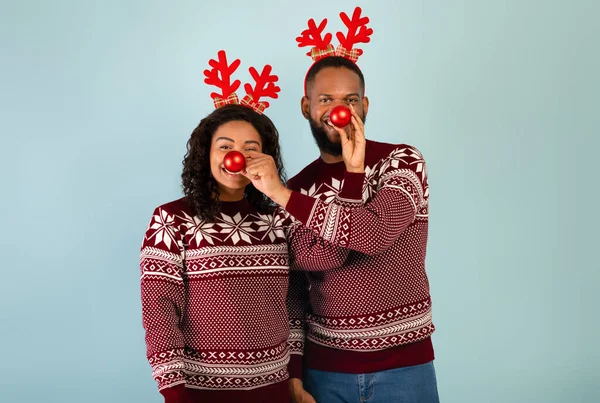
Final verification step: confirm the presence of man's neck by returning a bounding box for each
[319,150,344,164]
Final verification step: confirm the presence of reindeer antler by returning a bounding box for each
[203,50,241,102]
[296,18,333,56]
[296,17,334,59]
[202,51,281,113]
[241,65,280,114]
[335,7,373,61]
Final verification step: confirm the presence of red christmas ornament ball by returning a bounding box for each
[329,105,352,127]
[223,150,246,173]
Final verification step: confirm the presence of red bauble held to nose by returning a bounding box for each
[329,105,352,128]
[223,151,246,173]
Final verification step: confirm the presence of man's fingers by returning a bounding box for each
[349,104,364,130]
[350,116,364,142]
[339,126,350,148]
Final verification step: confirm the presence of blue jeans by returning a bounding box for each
[304,361,440,403]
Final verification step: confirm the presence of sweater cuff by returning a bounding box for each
[288,354,304,380]
[336,171,365,204]
[160,384,190,403]
[285,191,318,226]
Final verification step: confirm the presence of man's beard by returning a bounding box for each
[308,114,367,157]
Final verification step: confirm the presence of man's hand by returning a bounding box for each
[289,378,316,403]
[332,104,366,173]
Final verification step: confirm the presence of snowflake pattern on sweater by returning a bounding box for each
[140,199,290,393]
[140,197,350,393]
[284,140,435,374]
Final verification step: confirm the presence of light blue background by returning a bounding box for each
[1,1,598,402]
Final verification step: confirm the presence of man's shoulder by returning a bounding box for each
[365,140,428,191]
[286,157,322,191]
[366,139,425,163]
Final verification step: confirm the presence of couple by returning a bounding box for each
[139,7,439,403]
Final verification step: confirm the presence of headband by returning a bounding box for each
[296,6,373,95]
[203,50,280,114]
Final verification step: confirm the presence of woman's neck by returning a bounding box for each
[216,187,245,202]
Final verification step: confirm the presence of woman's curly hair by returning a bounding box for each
[181,104,287,221]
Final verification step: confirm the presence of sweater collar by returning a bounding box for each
[315,139,373,173]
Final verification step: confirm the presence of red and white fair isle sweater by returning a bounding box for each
[284,139,436,376]
[140,197,348,402]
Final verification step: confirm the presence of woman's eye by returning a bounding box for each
[220,145,231,150]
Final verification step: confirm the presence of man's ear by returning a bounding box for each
[301,96,311,120]
[362,96,369,116]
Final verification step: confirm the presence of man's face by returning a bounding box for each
[301,66,369,156]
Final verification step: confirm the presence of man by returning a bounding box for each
[282,7,440,403]
[243,54,439,401]
[240,7,439,401]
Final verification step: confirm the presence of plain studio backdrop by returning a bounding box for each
[1,0,598,402]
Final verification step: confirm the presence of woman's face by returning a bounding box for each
[209,120,263,201]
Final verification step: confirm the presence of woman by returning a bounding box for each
[140,102,293,403]
[140,51,364,403]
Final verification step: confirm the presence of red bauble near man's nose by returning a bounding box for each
[329,105,352,128]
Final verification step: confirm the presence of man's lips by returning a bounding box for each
[323,116,334,127]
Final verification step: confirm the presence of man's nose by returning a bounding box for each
[327,100,348,113]
[332,99,353,110]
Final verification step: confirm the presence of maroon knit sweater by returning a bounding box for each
[140,197,347,402]
[284,139,436,378]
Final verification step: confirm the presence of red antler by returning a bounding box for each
[336,7,373,54]
[243,65,280,107]
[296,18,333,56]
[203,50,241,99]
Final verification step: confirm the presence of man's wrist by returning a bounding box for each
[347,166,364,173]
[344,161,364,173]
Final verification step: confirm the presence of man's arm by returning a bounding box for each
[282,146,429,256]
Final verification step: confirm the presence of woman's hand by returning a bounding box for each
[241,152,292,207]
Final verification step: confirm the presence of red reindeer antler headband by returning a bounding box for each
[203,50,281,114]
[296,6,373,94]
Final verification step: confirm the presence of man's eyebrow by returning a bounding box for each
[317,93,361,97]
